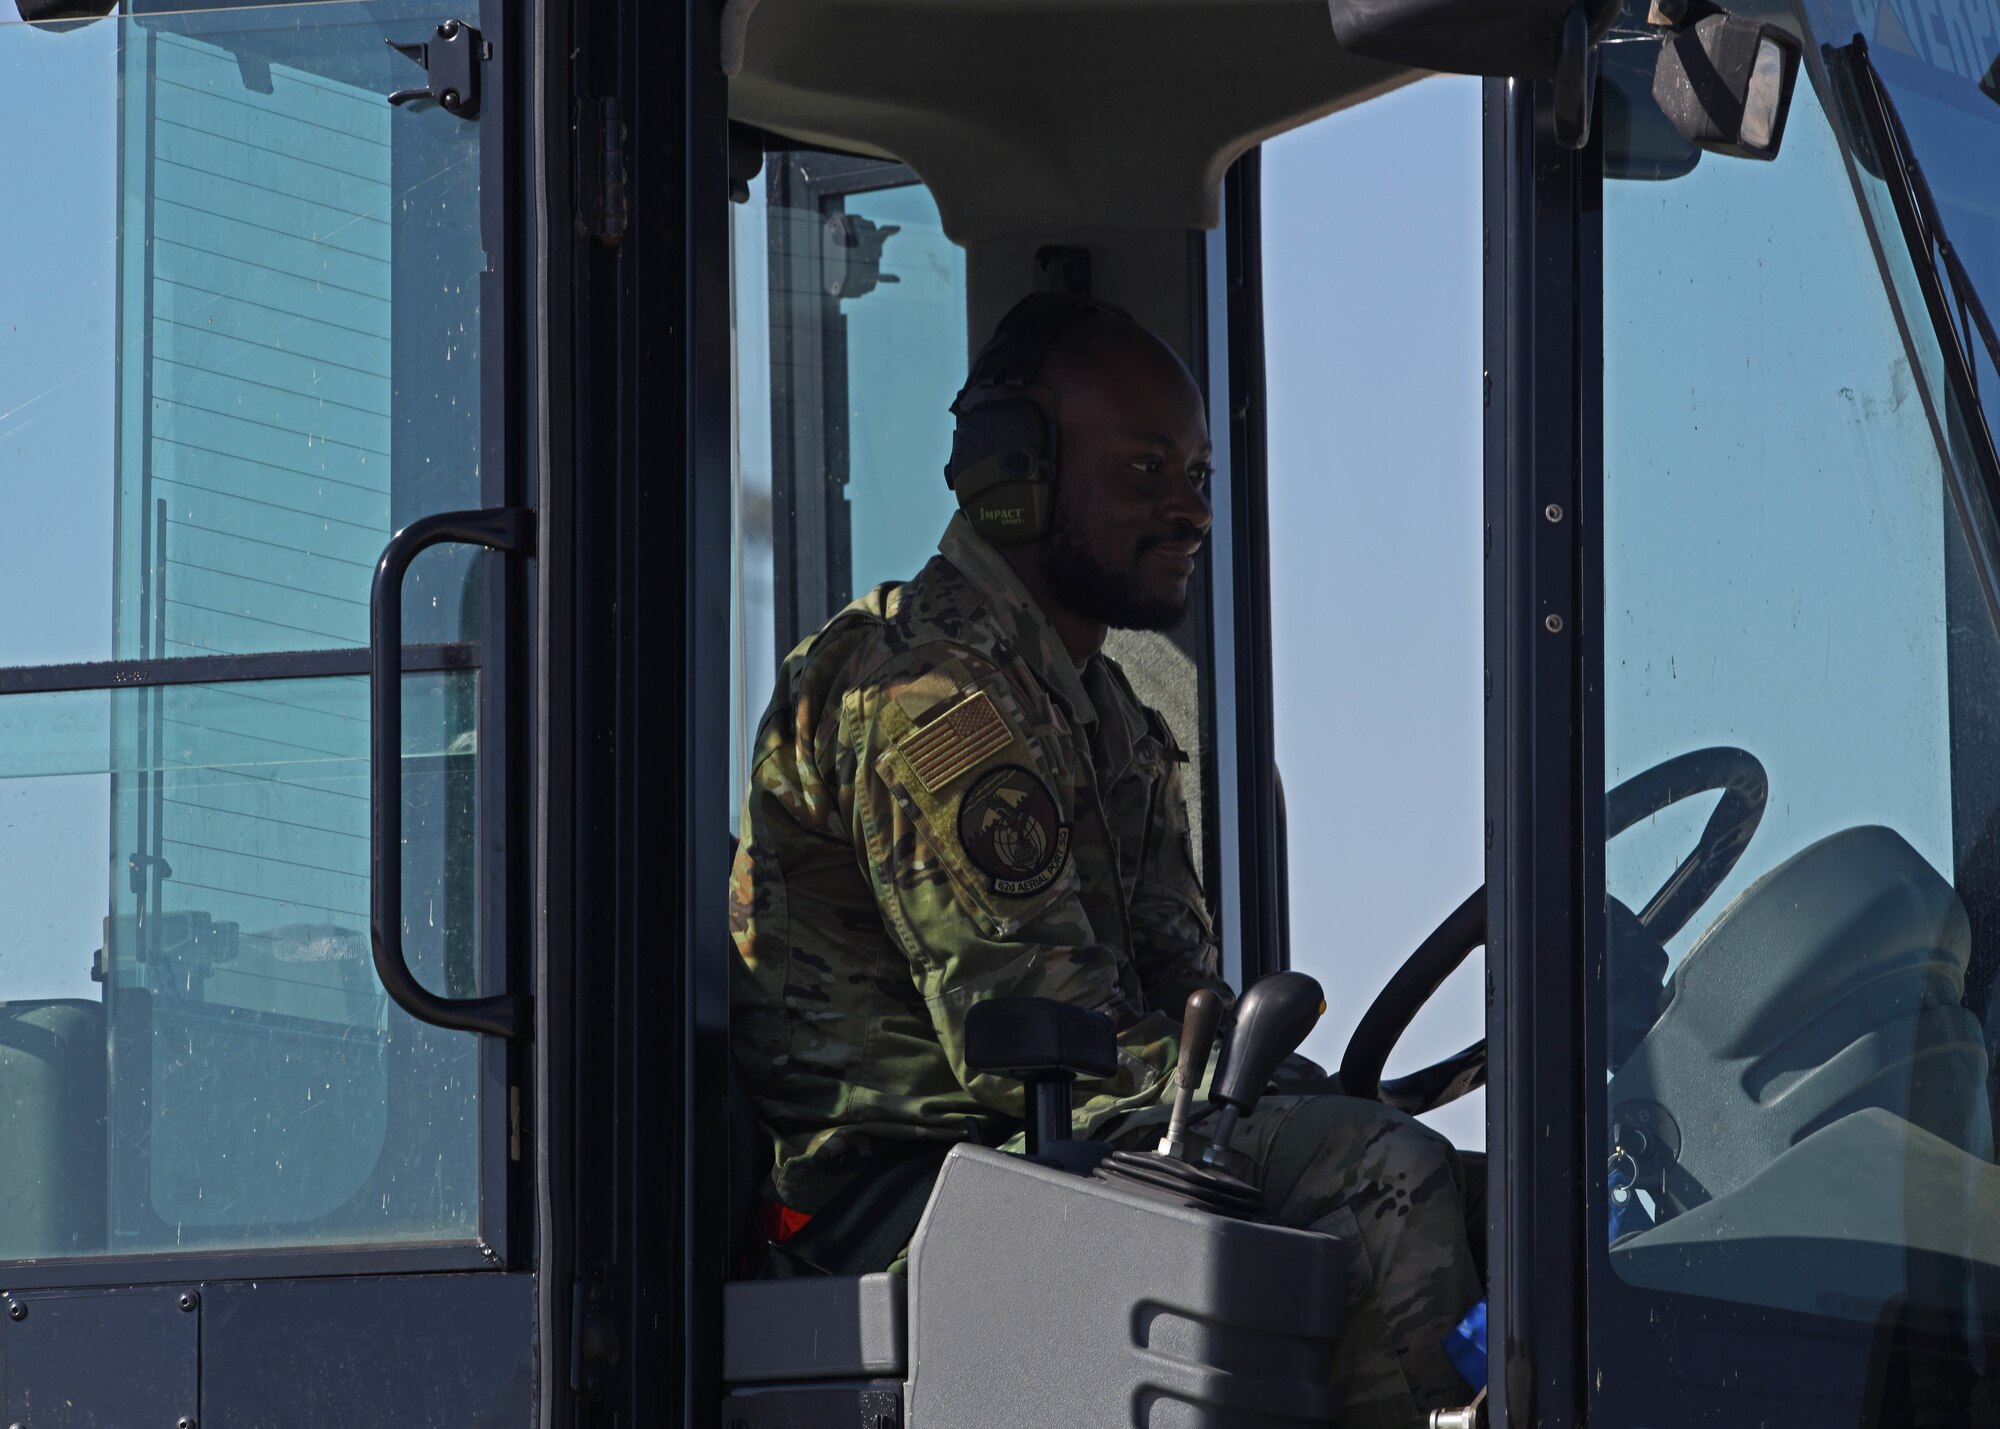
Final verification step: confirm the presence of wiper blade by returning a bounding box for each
[1837,36,2000,402]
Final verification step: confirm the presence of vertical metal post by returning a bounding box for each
[150,498,168,952]
[767,156,835,658]
[1028,1080,1070,1157]
[1214,152,1285,986]
[1483,74,1595,1429]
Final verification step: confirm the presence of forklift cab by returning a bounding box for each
[714,1,2000,1423]
[2,0,2000,1424]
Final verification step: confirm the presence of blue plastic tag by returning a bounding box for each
[1608,1170,1655,1245]
[1442,1297,1488,1391]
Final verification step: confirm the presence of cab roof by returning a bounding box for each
[724,0,1419,242]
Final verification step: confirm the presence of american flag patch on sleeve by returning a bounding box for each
[895,690,1012,794]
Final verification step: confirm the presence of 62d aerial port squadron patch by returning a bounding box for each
[957,764,1072,897]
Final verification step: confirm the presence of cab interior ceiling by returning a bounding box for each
[724,0,1420,346]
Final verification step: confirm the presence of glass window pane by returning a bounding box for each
[1262,79,1486,1147]
[1830,11,2000,401]
[1597,46,2000,1408]
[728,156,1222,941]
[0,2,483,668]
[840,183,970,591]
[0,673,479,1260]
[729,161,965,806]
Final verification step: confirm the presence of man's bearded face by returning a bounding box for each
[1042,488,1205,632]
[1029,326,1214,633]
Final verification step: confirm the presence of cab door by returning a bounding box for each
[0,2,537,1420]
[1491,3,2000,1423]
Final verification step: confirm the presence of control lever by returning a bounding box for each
[1201,971,1326,1168]
[1157,988,1224,1162]
[963,997,1117,1156]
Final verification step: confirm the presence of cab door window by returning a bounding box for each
[0,1,506,1265]
[1592,10,2000,1417]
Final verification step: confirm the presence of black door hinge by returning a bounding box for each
[386,19,489,119]
[577,96,629,244]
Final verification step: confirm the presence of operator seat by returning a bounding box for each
[1608,827,2000,1330]
[1610,824,1992,1212]
[0,998,106,1258]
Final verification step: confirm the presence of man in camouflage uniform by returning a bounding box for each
[731,295,1482,1425]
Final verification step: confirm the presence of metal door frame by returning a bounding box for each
[564,0,732,1423]
[1482,74,1598,1429]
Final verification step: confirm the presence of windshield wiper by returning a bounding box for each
[1831,37,2000,437]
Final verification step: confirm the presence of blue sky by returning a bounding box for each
[0,17,122,1004]
[1261,78,1486,1144]
[0,15,117,667]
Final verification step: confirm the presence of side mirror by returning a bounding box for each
[1328,0,1623,148]
[1651,9,1802,161]
[14,0,116,21]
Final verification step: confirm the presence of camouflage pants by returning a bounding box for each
[1103,1091,1483,1429]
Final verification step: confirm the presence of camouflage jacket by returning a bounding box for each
[730,513,1229,1212]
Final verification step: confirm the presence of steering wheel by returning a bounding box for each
[1338,747,1768,1114]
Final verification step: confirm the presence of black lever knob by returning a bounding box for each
[1202,971,1325,1167]
[965,997,1117,1156]
[1211,970,1325,1112]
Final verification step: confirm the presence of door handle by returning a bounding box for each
[370,508,535,1039]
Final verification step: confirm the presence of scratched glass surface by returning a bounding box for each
[0,2,484,668]
[0,672,479,1259]
[1595,4,2000,1382]
[1800,0,2000,503]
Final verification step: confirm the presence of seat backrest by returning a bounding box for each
[0,999,107,1258]
[1610,824,1991,1208]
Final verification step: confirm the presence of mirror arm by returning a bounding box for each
[1326,0,1614,149]
[1552,0,1603,150]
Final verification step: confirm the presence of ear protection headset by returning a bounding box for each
[945,292,1134,545]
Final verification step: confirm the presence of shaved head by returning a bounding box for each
[1038,310,1187,390]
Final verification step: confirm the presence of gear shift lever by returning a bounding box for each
[1157,988,1224,1161]
[1092,972,1325,1218]
[1201,971,1326,1168]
